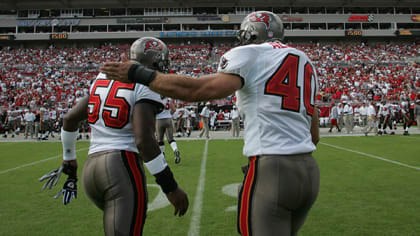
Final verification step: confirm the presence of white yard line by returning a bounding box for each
[320,142,420,171]
[0,147,89,174]
[188,139,209,236]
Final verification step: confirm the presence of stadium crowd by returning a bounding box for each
[1,41,419,139]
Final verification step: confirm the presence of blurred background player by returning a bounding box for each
[359,102,368,128]
[343,100,354,134]
[363,101,378,136]
[414,99,420,130]
[23,107,36,139]
[328,102,340,132]
[157,96,181,164]
[40,36,188,235]
[400,100,412,135]
[39,103,50,140]
[231,105,240,137]
[198,102,211,139]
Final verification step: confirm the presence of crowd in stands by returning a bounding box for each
[0,41,419,138]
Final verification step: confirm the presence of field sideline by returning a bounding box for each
[1,131,420,235]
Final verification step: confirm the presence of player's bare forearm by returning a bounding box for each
[150,72,242,102]
[132,102,161,162]
[63,96,89,132]
[310,108,320,145]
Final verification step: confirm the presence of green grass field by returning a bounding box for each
[1,135,420,236]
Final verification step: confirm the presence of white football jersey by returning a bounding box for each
[218,42,318,156]
[156,97,173,120]
[87,73,163,155]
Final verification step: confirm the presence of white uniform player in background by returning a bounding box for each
[101,11,320,236]
[363,101,378,136]
[156,96,181,163]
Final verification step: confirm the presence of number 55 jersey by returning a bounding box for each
[218,42,319,156]
[87,72,163,155]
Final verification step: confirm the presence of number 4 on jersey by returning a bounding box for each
[264,53,316,116]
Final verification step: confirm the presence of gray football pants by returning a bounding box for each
[238,153,320,236]
[82,150,147,236]
[156,118,174,142]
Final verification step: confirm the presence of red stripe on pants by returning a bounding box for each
[126,151,145,236]
[239,156,257,236]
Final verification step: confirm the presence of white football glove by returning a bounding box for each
[39,166,64,190]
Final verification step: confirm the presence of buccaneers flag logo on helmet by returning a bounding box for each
[248,12,271,29]
[144,40,164,53]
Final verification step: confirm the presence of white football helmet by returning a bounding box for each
[238,11,284,45]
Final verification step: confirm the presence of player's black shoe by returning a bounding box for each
[174,150,181,164]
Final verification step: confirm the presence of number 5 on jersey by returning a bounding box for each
[88,80,136,128]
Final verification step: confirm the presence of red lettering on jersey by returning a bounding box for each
[88,80,111,124]
[88,80,135,129]
[265,54,300,111]
[269,42,288,49]
[304,63,316,116]
[264,53,317,116]
[102,82,136,128]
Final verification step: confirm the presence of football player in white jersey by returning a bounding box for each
[156,96,181,163]
[40,37,188,236]
[401,100,413,135]
[102,11,320,236]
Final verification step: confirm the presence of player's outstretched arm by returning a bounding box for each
[311,108,320,145]
[63,96,89,131]
[101,62,242,102]
[133,102,189,216]
[39,96,89,204]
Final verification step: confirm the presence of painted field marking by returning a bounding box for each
[320,142,420,171]
[188,139,209,236]
[0,147,89,174]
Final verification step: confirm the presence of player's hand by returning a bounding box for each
[39,166,64,189]
[166,187,189,217]
[54,177,78,205]
[100,61,135,83]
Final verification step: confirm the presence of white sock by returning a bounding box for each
[159,145,165,153]
[170,141,178,152]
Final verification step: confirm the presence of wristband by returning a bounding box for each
[61,128,78,161]
[63,163,77,178]
[144,153,167,175]
[128,63,157,86]
[155,166,178,194]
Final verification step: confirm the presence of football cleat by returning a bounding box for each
[174,150,181,164]
[377,131,383,135]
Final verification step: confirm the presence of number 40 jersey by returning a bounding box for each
[87,72,163,155]
[218,42,319,156]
